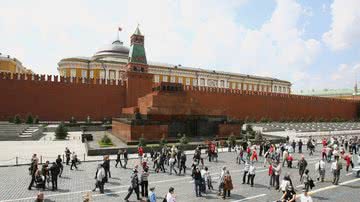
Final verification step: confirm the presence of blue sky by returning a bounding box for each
[0,0,359,92]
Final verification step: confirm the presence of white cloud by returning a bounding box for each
[323,0,360,51]
[0,0,321,90]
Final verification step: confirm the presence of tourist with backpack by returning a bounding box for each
[298,156,307,182]
[222,170,233,199]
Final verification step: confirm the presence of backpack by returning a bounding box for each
[309,178,315,189]
[337,161,343,170]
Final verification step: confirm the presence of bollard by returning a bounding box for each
[83,153,85,162]
[16,157,18,166]
[62,154,65,162]
[40,156,42,164]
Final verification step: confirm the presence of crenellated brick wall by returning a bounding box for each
[0,72,126,121]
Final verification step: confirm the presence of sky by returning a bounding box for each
[1,0,360,92]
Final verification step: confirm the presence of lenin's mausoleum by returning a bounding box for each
[0,27,359,142]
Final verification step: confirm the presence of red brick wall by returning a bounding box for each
[0,74,126,121]
[125,71,153,107]
[218,124,242,137]
[139,87,359,121]
[112,119,168,142]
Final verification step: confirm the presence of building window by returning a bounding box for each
[186,78,190,85]
[283,87,286,93]
[274,86,277,92]
[154,75,160,83]
[70,69,76,77]
[231,83,236,89]
[163,75,168,82]
[178,77,183,84]
[249,84,252,91]
[170,76,175,83]
[243,83,247,90]
[100,70,105,79]
[89,70,94,79]
[82,70,87,78]
[200,78,205,86]
[220,80,224,88]
[109,70,115,80]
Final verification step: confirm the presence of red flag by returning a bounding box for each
[118,27,122,31]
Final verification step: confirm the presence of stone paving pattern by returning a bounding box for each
[0,148,359,202]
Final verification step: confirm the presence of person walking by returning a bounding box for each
[166,187,176,202]
[280,174,293,194]
[115,149,123,168]
[92,164,105,194]
[70,152,78,170]
[303,169,311,192]
[148,187,156,202]
[298,139,303,153]
[242,161,250,184]
[124,169,141,201]
[273,161,281,190]
[218,166,226,196]
[123,149,128,168]
[49,162,60,191]
[268,163,275,188]
[140,167,149,198]
[179,152,187,175]
[248,161,256,187]
[282,149,289,167]
[169,156,178,175]
[55,155,63,177]
[298,156,308,182]
[193,167,202,197]
[222,170,233,199]
[287,154,293,168]
[204,167,214,190]
[41,161,50,189]
[315,158,326,182]
[103,155,111,180]
[65,147,71,166]
[331,156,342,185]
[28,159,38,190]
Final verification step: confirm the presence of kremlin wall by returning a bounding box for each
[1,26,359,141]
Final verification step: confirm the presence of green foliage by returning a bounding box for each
[228,134,236,147]
[135,112,142,120]
[259,117,270,123]
[8,116,14,123]
[34,116,39,124]
[159,136,167,147]
[101,134,112,145]
[14,114,21,124]
[69,116,77,124]
[138,134,147,147]
[26,114,34,124]
[179,134,189,145]
[55,122,68,140]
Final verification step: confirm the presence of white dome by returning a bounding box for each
[93,40,129,60]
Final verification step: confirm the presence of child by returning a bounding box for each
[204,167,214,190]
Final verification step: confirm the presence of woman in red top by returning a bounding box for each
[344,154,351,172]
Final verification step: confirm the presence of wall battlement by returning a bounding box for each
[0,72,126,86]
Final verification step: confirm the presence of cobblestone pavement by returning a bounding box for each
[0,148,359,202]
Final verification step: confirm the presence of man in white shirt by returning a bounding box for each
[315,159,326,182]
[166,187,176,202]
[300,190,313,202]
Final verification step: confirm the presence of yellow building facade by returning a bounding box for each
[58,30,291,94]
[0,54,33,75]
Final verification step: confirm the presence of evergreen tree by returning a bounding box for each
[55,122,68,140]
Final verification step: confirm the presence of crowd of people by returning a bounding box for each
[27,135,360,202]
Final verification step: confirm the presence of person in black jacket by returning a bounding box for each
[192,167,202,197]
[124,169,141,202]
[179,152,187,175]
[123,149,128,169]
[115,150,123,168]
[28,160,38,190]
[65,147,71,165]
[103,155,111,180]
[49,162,60,191]
[55,155,63,177]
